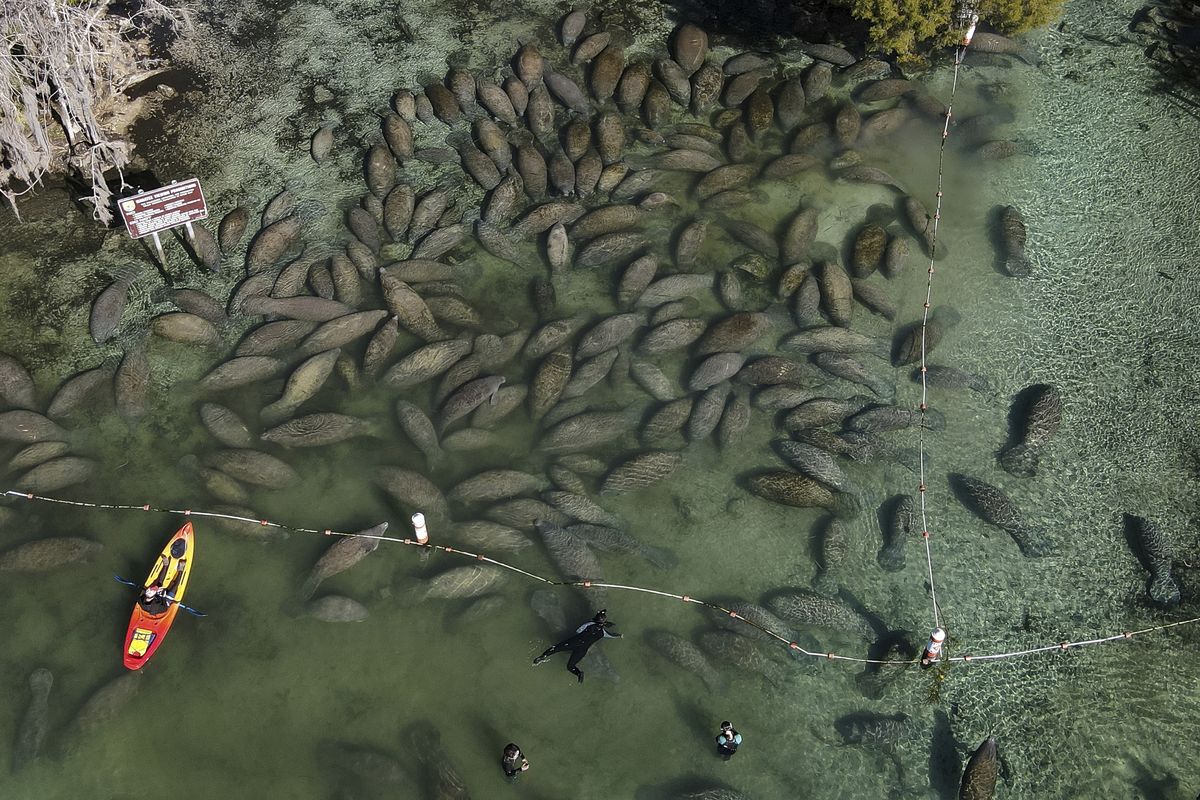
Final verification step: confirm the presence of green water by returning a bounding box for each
[1,0,1198,798]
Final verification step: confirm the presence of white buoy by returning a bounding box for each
[921,627,947,668]
[411,512,429,544]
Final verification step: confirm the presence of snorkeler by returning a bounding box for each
[715,721,742,760]
[532,609,622,683]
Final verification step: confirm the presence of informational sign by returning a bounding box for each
[118,178,208,239]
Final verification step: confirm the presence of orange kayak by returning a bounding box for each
[123,522,194,670]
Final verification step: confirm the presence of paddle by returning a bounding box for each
[113,575,208,618]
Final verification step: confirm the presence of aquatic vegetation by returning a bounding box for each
[837,0,1064,56]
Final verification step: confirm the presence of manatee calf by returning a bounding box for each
[892,307,962,366]
[13,668,53,771]
[298,522,386,600]
[877,494,917,572]
[646,629,723,692]
[950,474,1052,557]
[912,365,991,394]
[425,564,506,599]
[998,383,1062,477]
[305,595,369,622]
[997,205,1032,277]
[959,737,1000,800]
[1124,514,1180,607]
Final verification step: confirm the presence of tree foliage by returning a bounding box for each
[837,0,1064,56]
[0,1,188,224]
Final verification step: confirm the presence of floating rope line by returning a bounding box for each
[6,489,1198,668]
[914,18,979,634]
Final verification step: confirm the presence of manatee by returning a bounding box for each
[453,135,501,190]
[380,338,472,389]
[766,589,876,640]
[205,449,299,489]
[657,148,723,172]
[424,82,461,124]
[959,738,1000,800]
[912,365,991,394]
[477,78,518,125]
[601,451,683,494]
[950,474,1052,557]
[90,271,137,344]
[482,174,523,225]
[450,470,545,505]
[530,347,573,419]
[298,522,386,600]
[696,313,770,355]
[877,495,917,572]
[781,326,888,358]
[524,83,556,139]
[687,381,730,441]
[575,314,643,361]
[795,40,855,66]
[71,672,142,740]
[736,356,818,387]
[748,471,844,512]
[451,520,531,553]
[46,366,110,420]
[199,355,285,394]
[616,255,658,308]
[261,412,374,448]
[834,101,861,147]
[0,538,102,571]
[375,466,447,518]
[637,274,714,308]
[576,231,647,268]
[881,235,909,279]
[541,410,633,454]
[689,353,746,391]
[753,385,817,411]
[13,668,53,771]
[775,441,855,493]
[971,31,1037,63]
[696,163,757,199]
[1124,514,1180,607]
[544,490,623,528]
[0,409,63,446]
[814,517,850,592]
[218,206,250,253]
[782,396,870,430]
[642,396,694,443]
[440,375,505,432]
[563,349,620,398]
[243,296,354,322]
[849,224,887,278]
[998,205,1032,277]
[442,428,502,452]
[408,188,449,243]
[544,71,590,115]
[813,352,893,398]
[14,456,96,493]
[200,403,255,448]
[235,319,316,357]
[851,278,897,321]
[646,629,722,692]
[8,441,70,472]
[860,106,912,142]
[246,216,303,272]
[411,223,468,261]
[761,153,821,181]
[511,200,586,237]
[111,342,148,423]
[846,404,944,433]
[892,307,962,366]
[347,205,382,253]
[305,595,369,622]
[425,564,507,600]
[998,383,1062,476]
[802,61,832,101]
[196,465,249,505]
[525,316,585,360]
[780,208,819,265]
[488,497,570,531]
[629,358,679,400]
[697,629,786,685]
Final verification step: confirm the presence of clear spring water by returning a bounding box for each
[0,0,1197,798]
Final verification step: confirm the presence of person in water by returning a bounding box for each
[141,539,187,614]
[501,743,529,778]
[532,609,622,683]
[715,721,742,760]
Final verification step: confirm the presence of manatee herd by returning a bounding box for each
[0,5,1193,796]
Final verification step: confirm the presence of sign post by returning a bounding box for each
[117,178,208,265]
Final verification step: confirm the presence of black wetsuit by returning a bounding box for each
[535,620,620,682]
[501,749,524,777]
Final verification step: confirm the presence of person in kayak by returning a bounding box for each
[532,609,622,683]
[501,743,529,779]
[715,721,742,760]
[140,539,188,614]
